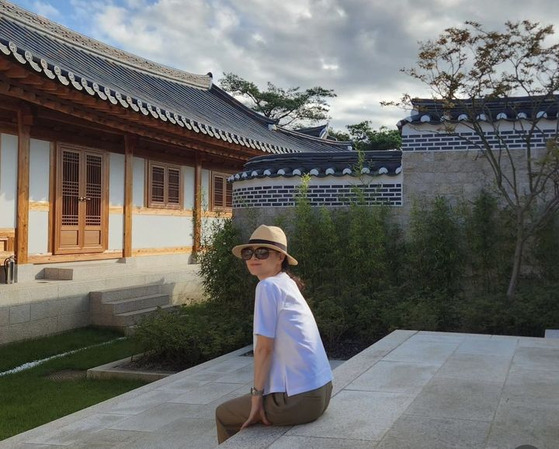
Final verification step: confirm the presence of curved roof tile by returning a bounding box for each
[0,1,351,155]
[231,150,402,181]
[399,97,559,128]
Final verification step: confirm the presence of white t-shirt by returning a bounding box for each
[253,272,333,396]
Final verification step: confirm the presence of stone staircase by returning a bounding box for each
[90,284,176,333]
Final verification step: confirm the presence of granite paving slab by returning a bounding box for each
[2,331,558,449]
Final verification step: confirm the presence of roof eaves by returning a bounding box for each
[0,32,306,156]
[0,1,212,89]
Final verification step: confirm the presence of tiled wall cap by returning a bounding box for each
[310,169,320,176]
[420,114,431,122]
[325,168,335,175]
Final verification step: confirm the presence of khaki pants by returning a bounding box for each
[215,381,333,444]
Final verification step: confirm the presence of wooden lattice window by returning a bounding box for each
[147,161,182,209]
[211,172,233,211]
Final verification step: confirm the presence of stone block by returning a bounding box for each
[405,377,502,421]
[268,436,373,449]
[54,296,89,316]
[57,312,89,332]
[347,360,439,394]
[0,307,9,326]
[30,300,53,321]
[287,390,415,442]
[376,414,491,449]
[43,268,73,280]
[10,304,30,324]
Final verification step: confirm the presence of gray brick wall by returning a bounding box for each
[233,183,402,208]
[402,129,554,152]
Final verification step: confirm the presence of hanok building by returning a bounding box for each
[0,1,357,342]
[0,1,350,276]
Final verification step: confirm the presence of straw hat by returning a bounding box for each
[232,225,298,265]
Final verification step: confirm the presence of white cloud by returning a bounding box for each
[9,0,559,130]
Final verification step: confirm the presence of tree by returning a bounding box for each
[329,121,402,150]
[219,72,336,128]
[386,20,559,299]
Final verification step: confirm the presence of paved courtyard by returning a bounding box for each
[1,330,558,449]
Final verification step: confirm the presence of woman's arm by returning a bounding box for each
[241,334,274,429]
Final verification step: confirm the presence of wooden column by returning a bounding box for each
[15,108,33,265]
[123,135,135,258]
[193,157,203,256]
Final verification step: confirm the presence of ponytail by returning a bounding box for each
[281,258,305,291]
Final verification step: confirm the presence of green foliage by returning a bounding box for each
[533,211,559,281]
[198,218,256,314]
[390,20,559,300]
[219,72,336,128]
[135,190,559,366]
[133,303,252,370]
[329,122,402,150]
[407,197,465,295]
[462,190,515,291]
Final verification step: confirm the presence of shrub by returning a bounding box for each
[406,197,465,296]
[133,302,252,370]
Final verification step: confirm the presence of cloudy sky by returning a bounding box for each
[7,0,559,131]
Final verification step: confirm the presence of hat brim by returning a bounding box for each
[232,243,298,266]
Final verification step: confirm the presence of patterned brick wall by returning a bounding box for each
[402,129,555,152]
[233,182,402,208]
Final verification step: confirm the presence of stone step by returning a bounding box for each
[91,293,170,317]
[112,304,176,328]
[90,284,163,303]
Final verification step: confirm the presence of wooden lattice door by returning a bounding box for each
[55,146,107,254]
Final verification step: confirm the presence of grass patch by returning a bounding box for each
[0,327,147,441]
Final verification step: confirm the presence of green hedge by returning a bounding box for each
[133,189,559,366]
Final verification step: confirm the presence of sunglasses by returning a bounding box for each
[240,247,274,260]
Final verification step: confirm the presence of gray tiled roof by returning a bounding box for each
[230,150,402,181]
[399,96,559,128]
[0,1,351,154]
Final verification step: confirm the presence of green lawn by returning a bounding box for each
[0,328,148,441]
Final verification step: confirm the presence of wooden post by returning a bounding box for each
[15,108,33,265]
[193,157,202,256]
[123,135,135,258]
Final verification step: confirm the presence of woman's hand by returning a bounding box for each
[241,396,270,430]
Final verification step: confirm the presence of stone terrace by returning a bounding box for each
[1,330,558,449]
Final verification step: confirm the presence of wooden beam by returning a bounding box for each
[193,156,203,257]
[15,108,33,265]
[123,135,135,258]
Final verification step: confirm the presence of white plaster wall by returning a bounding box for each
[201,169,210,210]
[29,139,50,202]
[183,166,195,210]
[0,133,17,228]
[28,211,48,254]
[132,215,194,248]
[109,213,123,250]
[109,153,125,207]
[133,157,145,208]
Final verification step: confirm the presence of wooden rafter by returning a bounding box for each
[0,58,262,163]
